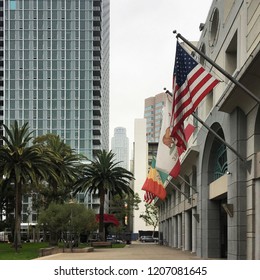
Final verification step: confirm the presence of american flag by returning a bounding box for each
[144,191,156,204]
[170,42,219,150]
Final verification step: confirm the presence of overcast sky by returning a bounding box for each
[109,0,213,151]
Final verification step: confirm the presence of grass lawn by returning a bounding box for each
[0,242,50,260]
[0,242,126,260]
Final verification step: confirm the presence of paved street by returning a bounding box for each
[35,242,203,260]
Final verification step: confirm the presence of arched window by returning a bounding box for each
[209,8,220,47]
[213,143,228,180]
[208,127,228,182]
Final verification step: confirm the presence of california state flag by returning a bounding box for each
[156,96,181,178]
[156,95,195,178]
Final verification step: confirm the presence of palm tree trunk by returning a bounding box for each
[99,190,105,241]
[14,182,22,252]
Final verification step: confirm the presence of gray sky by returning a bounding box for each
[109,0,213,149]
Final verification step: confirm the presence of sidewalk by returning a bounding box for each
[35,242,203,260]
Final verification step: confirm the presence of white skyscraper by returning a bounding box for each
[111,127,129,170]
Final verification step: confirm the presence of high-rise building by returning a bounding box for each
[111,127,129,170]
[0,1,3,145]
[3,0,110,158]
[144,92,166,143]
[2,0,110,224]
[132,118,153,235]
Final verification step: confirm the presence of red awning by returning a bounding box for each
[96,214,120,226]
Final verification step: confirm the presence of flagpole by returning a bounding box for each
[173,30,260,105]
[178,174,198,193]
[192,111,245,162]
[164,89,246,162]
[166,179,191,202]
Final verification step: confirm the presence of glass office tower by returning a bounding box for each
[0,1,3,145]
[4,0,109,158]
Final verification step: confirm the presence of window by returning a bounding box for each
[213,144,227,180]
[225,31,237,76]
[10,1,16,10]
[209,8,220,47]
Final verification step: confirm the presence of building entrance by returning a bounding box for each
[220,199,227,258]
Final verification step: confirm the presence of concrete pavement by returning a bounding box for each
[35,242,203,260]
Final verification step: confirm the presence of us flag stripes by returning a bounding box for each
[144,191,156,204]
[171,41,219,151]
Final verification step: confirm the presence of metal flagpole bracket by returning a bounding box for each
[178,174,198,193]
[193,213,200,223]
[191,112,246,162]
[166,179,192,204]
[222,203,234,217]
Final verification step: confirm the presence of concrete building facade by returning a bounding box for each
[133,118,155,235]
[156,0,260,260]
[144,92,166,143]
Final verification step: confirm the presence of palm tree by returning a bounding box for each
[0,121,56,251]
[73,150,134,240]
[33,134,85,207]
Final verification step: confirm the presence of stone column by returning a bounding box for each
[192,208,197,253]
[173,216,178,247]
[177,214,182,249]
[255,179,260,259]
[184,211,191,251]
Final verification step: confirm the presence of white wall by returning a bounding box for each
[133,118,154,234]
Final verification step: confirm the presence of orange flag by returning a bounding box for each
[142,159,166,201]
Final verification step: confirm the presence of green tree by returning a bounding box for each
[109,192,141,232]
[139,203,159,236]
[38,202,98,246]
[0,121,57,251]
[73,150,135,240]
[33,134,85,207]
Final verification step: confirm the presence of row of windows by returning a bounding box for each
[155,101,164,108]
[7,0,95,11]
[6,110,94,119]
[7,72,94,80]
[7,64,94,71]
[145,105,154,110]
[7,10,93,18]
[5,116,94,130]
[6,90,93,98]
[6,93,96,100]
[6,100,94,109]
[6,53,95,61]
[7,21,93,31]
[6,101,93,109]
[6,44,94,54]
[7,56,97,65]
[7,31,94,40]
[7,59,93,68]
[7,80,94,89]
[6,106,94,114]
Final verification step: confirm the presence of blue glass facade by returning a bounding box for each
[4,0,110,159]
